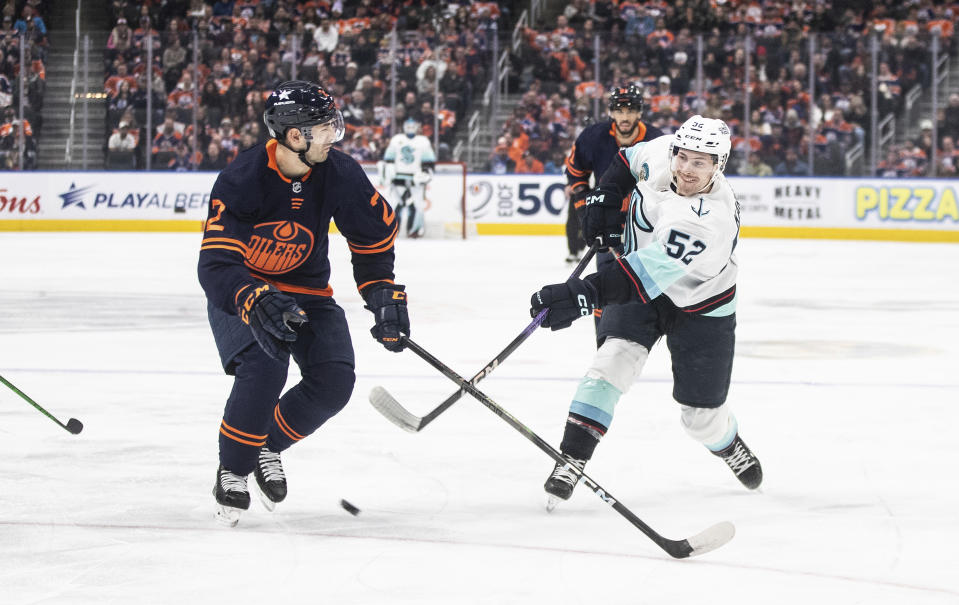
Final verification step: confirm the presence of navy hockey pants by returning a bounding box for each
[208,298,355,475]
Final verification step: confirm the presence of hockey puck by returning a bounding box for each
[340,499,360,516]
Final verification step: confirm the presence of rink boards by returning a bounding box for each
[1,170,957,242]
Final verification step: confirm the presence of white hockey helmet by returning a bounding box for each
[669,115,731,183]
[403,118,420,137]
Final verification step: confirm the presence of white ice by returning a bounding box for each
[1,232,957,604]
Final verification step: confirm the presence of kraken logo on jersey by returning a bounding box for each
[245,220,314,274]
[691,197,710,217]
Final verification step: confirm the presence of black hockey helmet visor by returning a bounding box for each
[263,80,344,143]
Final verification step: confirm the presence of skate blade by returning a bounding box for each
[254,482,277,512]
[214,504,244,527]
[545,495,561,513]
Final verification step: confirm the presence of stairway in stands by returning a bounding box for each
[37,0,111,170]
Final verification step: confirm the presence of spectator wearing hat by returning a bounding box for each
[106,17,133,64]
[487,136,515,174]
[913,118,935,158]
[108,121,138,153]
[649,74,680,122]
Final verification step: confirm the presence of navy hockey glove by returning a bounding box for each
[581,186,625,250]
[569,186,590,228]
[365,284,409,352]
[238,284,308,360]
[530,277,599,331]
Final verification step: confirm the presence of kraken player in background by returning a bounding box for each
[379,118,436,238]
[198,80,410,526]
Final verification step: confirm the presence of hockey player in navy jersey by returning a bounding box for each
[198,80,410,526]
[564,84,663,264]
[531,116,762,510]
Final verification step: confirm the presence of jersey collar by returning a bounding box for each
[609,121,647,147]
[266,139,312,183]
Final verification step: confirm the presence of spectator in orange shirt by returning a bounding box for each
[514,149,544,174]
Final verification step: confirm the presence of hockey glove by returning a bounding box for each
[569,185,590,229]
[530,277,600,331]
[413,170,432,186]
[581,186,625,250]
[365,284,409,352]
[238,284,308,360]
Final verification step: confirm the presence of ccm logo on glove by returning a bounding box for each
[365,284,410,352]
[237,283,308,360]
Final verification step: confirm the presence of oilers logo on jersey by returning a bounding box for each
[245,221,314,274]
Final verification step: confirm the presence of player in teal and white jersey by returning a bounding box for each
[530,115,762,511]
[378,118,436,238]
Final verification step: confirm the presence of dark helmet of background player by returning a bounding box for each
[263,80,345,143]
[607,84,644,113]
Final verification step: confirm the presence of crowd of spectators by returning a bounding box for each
[102,0,522,170]
[0,0,47,170]
[488,0,957,177]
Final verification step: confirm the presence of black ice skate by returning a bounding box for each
[544,456,586,512]
[253,446,287,511]
[712,434,763,489]
[213,465,250,527]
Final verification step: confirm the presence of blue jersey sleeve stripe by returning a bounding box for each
[622,244,686,300]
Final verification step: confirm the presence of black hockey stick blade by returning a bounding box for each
[369,241,601,432]
[0,374,84,435]
[400,336,735,558]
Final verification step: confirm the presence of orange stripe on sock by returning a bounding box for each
[274,406,305,441]
[219,426,266,447]
[220,419,268,440]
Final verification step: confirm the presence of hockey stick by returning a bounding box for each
[400,336,735,559]
[0,374,84,434]
[370,241,600,432]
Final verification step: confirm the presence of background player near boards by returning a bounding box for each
[563,84,663,265]
[532,115,762,511]
[378,118,437,239]
[197,80,410,527]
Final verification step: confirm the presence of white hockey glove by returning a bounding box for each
[413,171,432,186]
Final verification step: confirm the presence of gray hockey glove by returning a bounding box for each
[238,284,308,360]
[365,284,409,352]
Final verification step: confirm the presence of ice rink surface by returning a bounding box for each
[1,232,957,604]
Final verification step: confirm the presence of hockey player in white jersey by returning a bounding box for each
[529,115,762,510]
[378,118,436,238]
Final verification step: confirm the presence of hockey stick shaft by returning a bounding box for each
[371,241,600,432]
[401,336,734,559]
[0,374,84,434]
